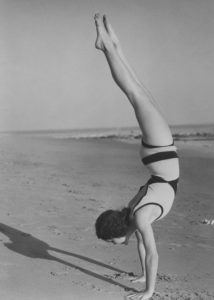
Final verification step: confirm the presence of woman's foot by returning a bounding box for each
[103,15,120,48]
[94,13,119,51]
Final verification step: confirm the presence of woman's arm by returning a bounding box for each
[128,187,147,211]
[140,222,159,295]
[127,207,159,300]
[132,231,146,283]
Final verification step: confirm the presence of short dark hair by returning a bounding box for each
[95,207,131,240]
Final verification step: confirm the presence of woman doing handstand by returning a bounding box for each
[94,14,180,300]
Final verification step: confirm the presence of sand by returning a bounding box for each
[0,134,213,300]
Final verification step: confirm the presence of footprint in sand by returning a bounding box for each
[104,272,135,280]
[69,279,104,292]
[157,273,174,282]
[61,183,83,195]
[67,189,83,194]
[50,270,70,277]
[154,290,214,300]
[82,206,99,213]
[88,198,98,202]
[48,225,62,236]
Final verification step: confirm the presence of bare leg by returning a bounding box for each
[94,14,173,145]
[102,15,142,87]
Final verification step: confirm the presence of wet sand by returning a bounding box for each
[0,134,213,300]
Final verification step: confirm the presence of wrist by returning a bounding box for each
[144,288,154,294]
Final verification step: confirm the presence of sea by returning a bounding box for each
[4,123,214,142]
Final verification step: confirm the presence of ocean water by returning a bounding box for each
[6,124,214,141]
[171,124,214,139]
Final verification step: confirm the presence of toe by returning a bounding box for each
[94,13,102,25]
[102,15,119,45]
[94,13,100,20]
[103,15,110,32]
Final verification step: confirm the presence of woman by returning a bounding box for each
[94,14,179,300]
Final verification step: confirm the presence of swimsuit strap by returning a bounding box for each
[133,183,164,220]
[148,175,179,194]
[141,139,174,148]
[142,151,178,165]
[167,178,179,194]
[147,175,167,185]
[133,202,164,221]
[133,176,179,221]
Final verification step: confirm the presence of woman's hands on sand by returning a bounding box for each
[130,275,146,283]
[123,273,146,283]
[125,289,153,300]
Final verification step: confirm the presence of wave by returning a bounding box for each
[48,125,214,141]
[47,131,214,142]
[5,124,214,141]
[52,133,214,141]
[173,132,214,141]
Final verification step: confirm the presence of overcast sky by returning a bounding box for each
[1,0,214,131]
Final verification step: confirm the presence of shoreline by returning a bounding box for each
[1,123,214,143]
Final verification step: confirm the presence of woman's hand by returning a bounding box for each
[125,289,153,300]
[130,275,146,283]
[120,272,145,283]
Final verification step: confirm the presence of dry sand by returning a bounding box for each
[0,134,213,300]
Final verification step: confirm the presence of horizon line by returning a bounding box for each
[1,122,214,134]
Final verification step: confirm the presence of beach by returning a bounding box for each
[0,132,214,300]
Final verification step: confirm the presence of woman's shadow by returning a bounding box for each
[0,223,137,292]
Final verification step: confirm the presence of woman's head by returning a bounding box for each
[95,207,131,242]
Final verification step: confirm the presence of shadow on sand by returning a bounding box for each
[0,223,137,292]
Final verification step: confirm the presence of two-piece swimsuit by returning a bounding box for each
[131,139,180,221]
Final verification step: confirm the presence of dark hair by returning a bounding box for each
[95,207,131,240]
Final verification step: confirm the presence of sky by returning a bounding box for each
[0,0,214,131]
